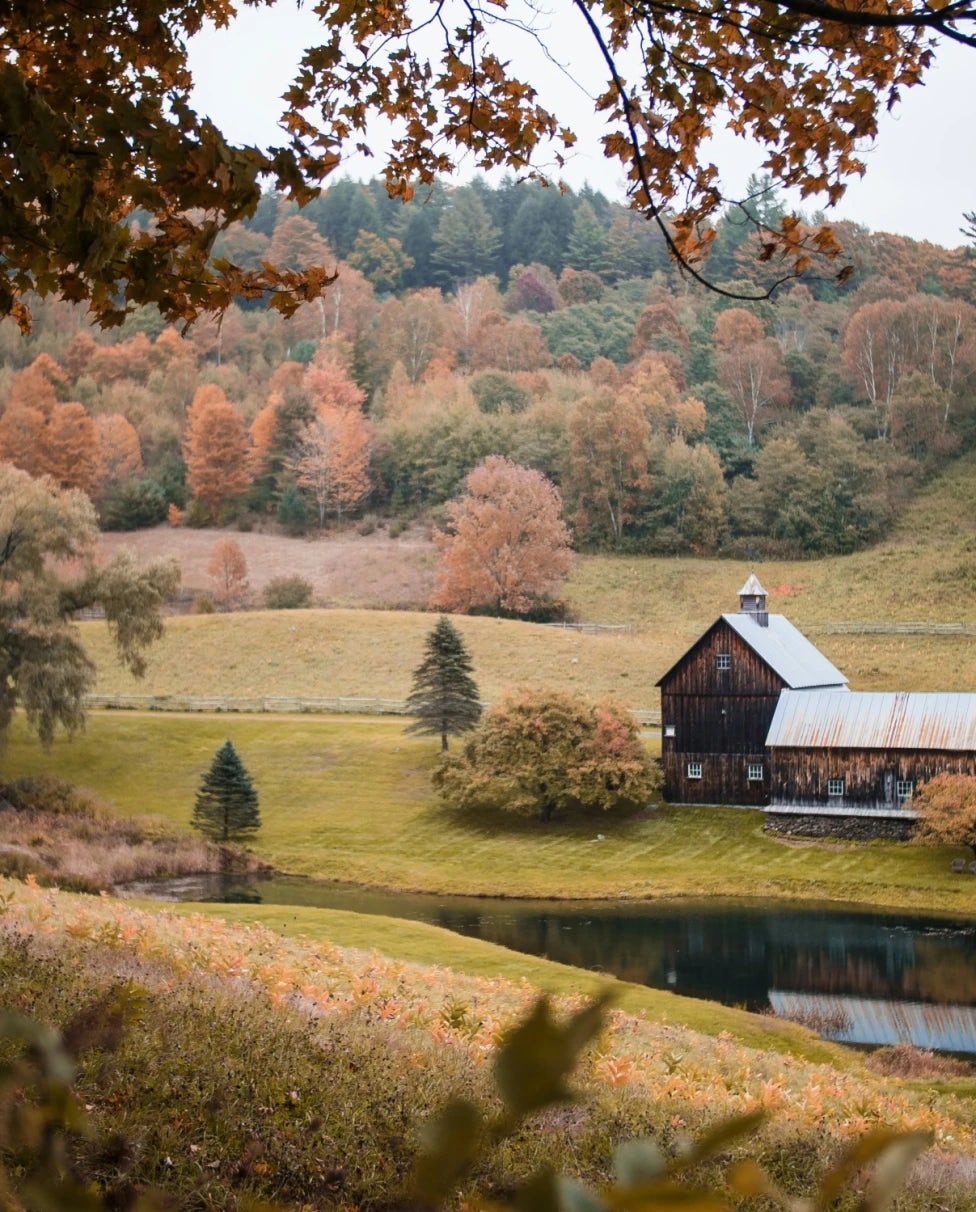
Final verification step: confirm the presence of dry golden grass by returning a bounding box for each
[81,609,669,708]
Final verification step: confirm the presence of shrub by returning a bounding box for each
[183,496,212,527]
[193,594,216,613]
[0,775,110,820]
[263,576,314,609]
[865,1044,972,1079]
[276,484,311,535]
[911,773,976,854]
[100,478,168,531]
[434,688,659,822]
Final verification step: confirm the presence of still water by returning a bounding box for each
[129,873,976,1053]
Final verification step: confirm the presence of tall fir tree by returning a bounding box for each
[405,616,482,752]
[191,740,261,842]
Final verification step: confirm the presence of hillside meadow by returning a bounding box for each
[4,877,975,1211]
[84,448,976,704]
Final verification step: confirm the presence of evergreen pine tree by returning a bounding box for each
[405,616,482,752]
[191,739,261,842]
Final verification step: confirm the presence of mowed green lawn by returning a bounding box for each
[5,713,972,914]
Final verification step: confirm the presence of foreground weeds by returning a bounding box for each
[0,878,973,1210]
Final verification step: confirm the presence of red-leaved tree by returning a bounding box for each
[207,538,250,607]
[431,455,572,616]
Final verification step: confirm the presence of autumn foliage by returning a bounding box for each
[207,539,250,607]
[288,406,372,526]
[2,0,968,328]
[433,688,658,822]
[911,774,976,855]
[182,386,253,521]
[431,456,572,616]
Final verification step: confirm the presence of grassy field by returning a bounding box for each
[80,450,976,706]
[5,713,972,914]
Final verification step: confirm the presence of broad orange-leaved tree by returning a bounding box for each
[431,455,572,616]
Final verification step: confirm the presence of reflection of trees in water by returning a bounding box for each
[772,949,921,1001]
[432,907,975,1012]
[911,941,976,1003]
[435,912,666,985]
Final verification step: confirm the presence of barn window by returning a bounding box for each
[827,777,845,797]
[715,653,731,670]
[664,724,676,738]
[896,779,914,800]
[687,762,703,779]
[747,763,764,781]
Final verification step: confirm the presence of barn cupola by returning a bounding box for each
[738,573,769,627]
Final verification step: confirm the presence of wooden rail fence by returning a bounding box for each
[541,622,635,634]
[83,692,661,726]
[808,621,976,636]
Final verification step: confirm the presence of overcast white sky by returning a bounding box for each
[187,6,974,250]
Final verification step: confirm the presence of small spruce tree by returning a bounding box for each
[405,616,482,751]
[191,739,261,842]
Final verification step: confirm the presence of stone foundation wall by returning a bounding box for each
[764,813,916,841]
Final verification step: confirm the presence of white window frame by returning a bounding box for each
[687,761,703,780]
[896,779,914,800]
[664,724,676,738]
[747,763,764,782]
[715,653,732,671]
[827,777,845,797]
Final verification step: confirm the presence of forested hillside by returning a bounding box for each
[2,175,974,560]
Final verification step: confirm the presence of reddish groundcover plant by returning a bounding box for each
[430,455,572,617]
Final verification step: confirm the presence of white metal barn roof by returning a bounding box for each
[721,613,849,690]
[767,690,976,750]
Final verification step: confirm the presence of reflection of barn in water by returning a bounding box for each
[768,992,976,1053]
[431,901,976,1033]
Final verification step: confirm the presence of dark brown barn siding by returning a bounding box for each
[660,620,785,804]
[661,751,769,805]
[769,747,976,809]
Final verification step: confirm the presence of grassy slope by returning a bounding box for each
[5,713,972,913]
[9,878,974,1212]
[81,450,976,705]
[166,900,857,1062]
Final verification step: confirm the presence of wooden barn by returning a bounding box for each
[656,576,847,806]
[765,690,976,839]
[657,574,976,838]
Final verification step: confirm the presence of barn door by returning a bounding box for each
[884,771,894,805]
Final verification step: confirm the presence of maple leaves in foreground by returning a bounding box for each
[2,0,974,326]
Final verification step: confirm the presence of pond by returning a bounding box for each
[126,872,976,1053]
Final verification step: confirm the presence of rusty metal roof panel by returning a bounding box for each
[767,690,976,750]
[721,613,848,689]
